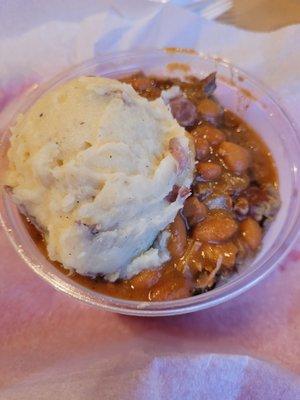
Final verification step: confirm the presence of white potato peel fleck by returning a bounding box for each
[7,77,194,280]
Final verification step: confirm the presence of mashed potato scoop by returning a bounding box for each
[6,77,194,280]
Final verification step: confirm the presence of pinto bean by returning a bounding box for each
[129,75,161,99]
[168,213,187,258]
[194,136,210,160]
[183,196,208,227]
[149,279,191,301]
[201,242,238,268]
[197,98,223,123]
[239,217,262,251]
[193,211,238,244]
[196,162,222,181]
[193,123,226,146]
[131,76,153,91]
[218,141,251,175]
[223,110,240,128]
[129,269,161,290]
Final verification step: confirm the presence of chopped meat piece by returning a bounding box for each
[243,184,280,223]
[169,96,198,127]
[201,72,217,97]
[179,186,191,198]
[234,197,249,216]
[193,182,214,200]
[169,137,189,174]
[165,185,180,203]
[218,172,250,195]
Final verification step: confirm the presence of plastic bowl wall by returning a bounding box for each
[1,49,300,316]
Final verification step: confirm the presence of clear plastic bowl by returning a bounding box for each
[1,49,300,316]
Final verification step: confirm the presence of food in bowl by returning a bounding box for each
[5,71,280,301]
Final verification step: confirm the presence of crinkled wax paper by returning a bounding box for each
[0,1,299,399]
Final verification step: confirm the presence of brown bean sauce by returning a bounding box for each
[23,72,280,301]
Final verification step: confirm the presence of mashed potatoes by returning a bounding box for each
[6,76,194,280]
